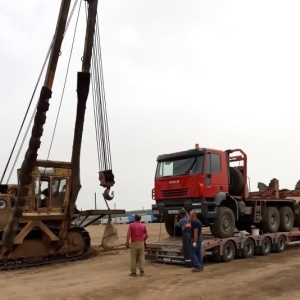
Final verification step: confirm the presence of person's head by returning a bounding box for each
[178,208,187,218]
[134,214,141,222]
[189,210,197,220]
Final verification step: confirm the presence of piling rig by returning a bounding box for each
[0,0,124,270]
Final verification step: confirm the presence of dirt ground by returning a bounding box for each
[1,223,300,300]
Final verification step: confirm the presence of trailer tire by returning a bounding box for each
[242,238,255,258]
[278,206,294,232]
[261,206,280,233]
[273,235,286,253]
[222,240,236,262]
[165,219,182,237]
[229,167,244,195]
[259,236,272,256]
[210,207,235,238]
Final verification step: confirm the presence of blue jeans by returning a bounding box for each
[190,236,203,268]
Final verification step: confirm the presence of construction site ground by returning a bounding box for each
[2,223,300,300]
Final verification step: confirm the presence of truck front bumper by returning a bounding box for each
[152,200,217,220]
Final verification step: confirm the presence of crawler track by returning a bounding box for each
[0,227,91,271]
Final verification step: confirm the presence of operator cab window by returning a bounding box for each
[35,176,50,208]
[51,177,67,208]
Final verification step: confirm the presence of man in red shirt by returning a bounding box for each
[126,214,148,277]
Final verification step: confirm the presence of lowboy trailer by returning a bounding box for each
[145,228,300,265]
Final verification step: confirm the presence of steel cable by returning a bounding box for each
[3,0,80,184]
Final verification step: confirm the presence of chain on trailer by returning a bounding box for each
[146,212,169,268]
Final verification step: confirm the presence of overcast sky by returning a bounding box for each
[1,0,300,211]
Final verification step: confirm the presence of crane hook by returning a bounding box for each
[103,187,114,201]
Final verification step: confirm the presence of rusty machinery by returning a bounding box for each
[0,0,125,269]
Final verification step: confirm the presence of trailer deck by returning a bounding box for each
[145,229,300,265]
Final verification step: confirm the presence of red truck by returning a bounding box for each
[151,145,300,238]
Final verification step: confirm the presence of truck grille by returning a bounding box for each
[162,188,188,197]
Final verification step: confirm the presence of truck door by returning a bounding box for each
[205,152,226,197]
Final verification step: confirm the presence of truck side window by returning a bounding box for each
[205,154,211,174]
[211,154,221,173]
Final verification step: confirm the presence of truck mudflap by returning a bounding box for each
[145,230,300,265]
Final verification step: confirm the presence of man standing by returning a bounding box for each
[189,210,203,272]
[174,209,192,267]
[126,214,148,277]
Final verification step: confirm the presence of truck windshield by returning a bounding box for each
[155,156,204,178]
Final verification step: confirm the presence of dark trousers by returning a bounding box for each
[182,228,192,266]
[190,236,203,268]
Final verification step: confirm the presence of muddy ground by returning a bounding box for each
[1,223,300,300]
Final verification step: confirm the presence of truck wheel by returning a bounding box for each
[165,219,182,237]
[261,206,280,233]
[242,238,255,258]
[278,206,294,232]
[229,167,244,195]
[210,207,235,238]
[222,240,236,262]
[259,236,271,256]
[273,235,286,253]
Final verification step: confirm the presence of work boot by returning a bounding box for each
[140,271,145,276]
[129,272,137,277]
[192,266,202,272]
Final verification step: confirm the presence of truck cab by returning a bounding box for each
[152,145,246,237]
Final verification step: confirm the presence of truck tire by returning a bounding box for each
[273,235,286,253]
[210,207,235,238]
[261,206,280,233]
[165,219,182,237]
[259,236,271,256]
[221,240,236,262]
[278,206,294,232]
[229,167,244,195]
[242,238,255,258]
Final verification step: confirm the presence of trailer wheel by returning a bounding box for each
[261,206,280,233]
[229,167,244,195]
[242,238,255,258]
[274,235,286,253]
[210,207,235,238]
[222,240,236,262]
[259,236,272,256]
[278,206,294,232]
[165,218,182,237]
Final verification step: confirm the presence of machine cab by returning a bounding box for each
[18,160,72,212]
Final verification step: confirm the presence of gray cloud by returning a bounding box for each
[1,0,300,211]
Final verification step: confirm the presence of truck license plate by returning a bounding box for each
[168,210,179,214]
